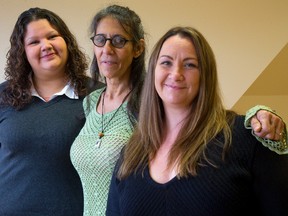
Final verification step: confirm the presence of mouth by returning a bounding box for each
[164,84,185,90]
[101,60,116,65]
[41,53,55,59]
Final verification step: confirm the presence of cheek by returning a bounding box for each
[58,38,68,50]
[155,66,166,82]
[62,42,68,53]
[24,48,36,63]
[188,70,200,84]
[92,44,99,57]
[119,53,132,63]
[94,48,101,63]
[189,74,200,96]
[62,46,69,61]
[119,49,134,65]
[93,46,98,56]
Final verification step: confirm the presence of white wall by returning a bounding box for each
[1,0,288,109]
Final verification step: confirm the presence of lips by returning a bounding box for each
[41,52,55,59]
[164,83,185,89]
[101,60,117,65]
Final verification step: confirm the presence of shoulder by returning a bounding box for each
[231,115,246,130]
[87,87,105,100]
[83,87,105,110]
[230,114,258,146]
[85,77,105,94]
[0,81,8,104]
[223,114,259,161]
[0,81,8,92]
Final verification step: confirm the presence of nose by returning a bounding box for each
[102,40,114,54]
[170,66,184,81]
[41,39,53,51]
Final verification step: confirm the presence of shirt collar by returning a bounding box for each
[31,81,79,101]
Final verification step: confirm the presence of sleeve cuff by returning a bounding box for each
[244,105,288,155]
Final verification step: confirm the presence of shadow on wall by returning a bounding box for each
[233,43,288,123]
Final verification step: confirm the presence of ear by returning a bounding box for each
[133,39,145,58]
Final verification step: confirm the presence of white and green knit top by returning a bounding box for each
[70,87,137,216]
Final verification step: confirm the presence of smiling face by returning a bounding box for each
[155,35,200,109]
[93,16,140,82]
[24,19,68,80]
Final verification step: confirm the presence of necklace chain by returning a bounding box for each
[99,88,132,139]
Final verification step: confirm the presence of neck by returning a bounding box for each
[33,77,68,101]
[162,107,188,146]
[100,87,132,114]
[104,83,131,99]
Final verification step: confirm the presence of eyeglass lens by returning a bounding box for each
[92,35,129,48]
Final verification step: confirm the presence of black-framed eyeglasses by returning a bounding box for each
[90,34,132,48]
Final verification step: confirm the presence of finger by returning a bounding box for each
[250,116,262,133]
[256,110,275,139]
[271,115,284,141]
[257,110,284,141]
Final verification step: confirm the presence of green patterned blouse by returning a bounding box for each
[70,88,136,216]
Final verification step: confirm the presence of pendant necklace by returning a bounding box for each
[95,88,132,148]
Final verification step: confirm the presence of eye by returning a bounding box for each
[160,60,172,67]
[184,62,198,69]
[113,36,125,43]
[95,35,105,43]
[28,40,39,45]
[112,35,127,47]
[48,34,60,40]
[92,34,106,47]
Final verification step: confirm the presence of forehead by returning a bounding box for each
[25,19,56,33]
[96,16,129,36]
[160,35,196,56]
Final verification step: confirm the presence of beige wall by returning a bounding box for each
[0,0,287,121]
[233,43,288,122]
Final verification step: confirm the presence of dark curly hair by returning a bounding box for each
[89,4,146,116]
[1,7,91,109]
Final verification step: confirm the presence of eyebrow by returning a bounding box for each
[159,55,172,59]
[159,55,198,61]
